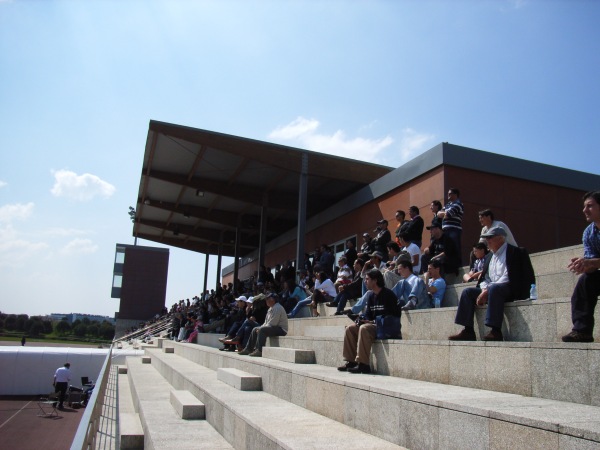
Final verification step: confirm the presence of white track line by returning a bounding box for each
[0,401,33,430]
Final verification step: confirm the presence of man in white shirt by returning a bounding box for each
[449,226,534,341]
[53,362,72,409]
[238,292,288,357]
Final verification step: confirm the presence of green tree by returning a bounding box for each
[87,324,99,337]
[43,320,53,334]
[5,315,17,331]
[28,322,44,336]
[16,315,28,331]
[55,320,71,336]
[73,323,87,337]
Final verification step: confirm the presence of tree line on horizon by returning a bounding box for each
[0,312,115,341]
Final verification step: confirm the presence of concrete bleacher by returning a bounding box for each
[116,244,600,449]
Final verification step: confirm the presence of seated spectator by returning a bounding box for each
[334,256,353,291]
[449,227,535,341]
[280,279,307,313]
[422,218,460,276]
[326,258,366,315]
[478,209,517,247]
[238,292,288,357]
[398,232,421,274]
[425,259,446,308]
[218,296,249,350]
[337,269,401,374]
[463,242,489,283]
[392,260,431,310]
[223,295,268,349]
[306,271,338,317]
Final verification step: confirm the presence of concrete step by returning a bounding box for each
[269,334,600,407]
[144,347,405,449]
[152,342,600,449]
[295,297,600,343]
[262,346,315,364]
[170,389,205,420]
[116,365,144,450]
[125,356,234,449]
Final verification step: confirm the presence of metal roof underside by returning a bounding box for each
[133,120,393,257]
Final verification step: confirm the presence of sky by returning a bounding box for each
[1,0,599,317]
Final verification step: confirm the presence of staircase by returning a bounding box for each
[117,244,600,449]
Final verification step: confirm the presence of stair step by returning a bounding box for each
[126,356,233,449]
[217,368,262,391]
[262,347,315,364]
[170,389,205,420]
[148,343,600,449]
[145,348,405,449]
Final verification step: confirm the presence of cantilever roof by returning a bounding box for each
[133,120,393,257]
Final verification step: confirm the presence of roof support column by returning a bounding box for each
[216,234,223,290]
[233,218,241,292]
[203,253,209,297]
[258,193,268,273]
[295,153,308,277]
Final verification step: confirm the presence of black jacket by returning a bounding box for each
[477,244,535,300]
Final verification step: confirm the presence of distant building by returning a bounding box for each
[47,313,115,325]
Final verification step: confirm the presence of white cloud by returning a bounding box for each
[0,180,7,188]
[60,238,98,255]
[398,128,436,163]
[268,116,394,163]
[0,202,34,223]
[0,224,49,269]
[51,169,116,201]
[41,227,93,238]
[269,117,320,140]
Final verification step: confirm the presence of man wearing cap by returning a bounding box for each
[238,292,288,357]
[53,362,72,409]
[563,190,600,343]
[357,233,375,260]
[422,218,460,275]
[372,219,392,262]
[449,226,535,341]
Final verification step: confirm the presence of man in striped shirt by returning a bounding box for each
[437,187,464,265]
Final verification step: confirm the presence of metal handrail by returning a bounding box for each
[70,344,113,450]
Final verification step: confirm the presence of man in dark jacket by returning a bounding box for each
[449,226,535,341]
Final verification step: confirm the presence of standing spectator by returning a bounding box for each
[563,191,600,343]
[372,219,392,262]
[430,200,443,218]
[404,205,424,248]
[344,240,357,269]
[478,209,517,247]
[437,188,464,264]
[357,233,375,260]
[53,362,72,409]
[394,210,409,244]
[319,244,335,278]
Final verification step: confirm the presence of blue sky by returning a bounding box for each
[1,0,599,317]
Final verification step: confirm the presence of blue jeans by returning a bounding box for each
[235,319,260,347]
[454,282,511,329]
[288,297,313,317]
